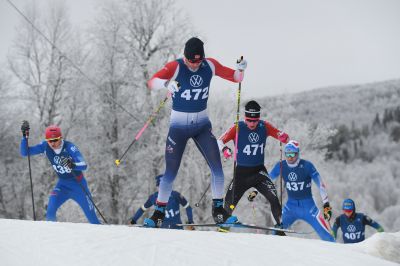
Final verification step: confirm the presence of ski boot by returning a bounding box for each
[212,199,238,233]
[272,223,286,236]
[143,203,166,228]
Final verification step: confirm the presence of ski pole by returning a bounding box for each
[251,203,260,234]
[279,142,283,206]
[194,183,210,207]
[115,92,171,166]
[73,173,108,224]
[229,56,243,211]
[25,133,36,221]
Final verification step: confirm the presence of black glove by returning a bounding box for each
[248,190,258,202]
[61,157,75,170]
[129,219,136,225]
[323,202,332,221]
[21,120,30,137]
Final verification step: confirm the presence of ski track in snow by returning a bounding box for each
[0,219,399,266]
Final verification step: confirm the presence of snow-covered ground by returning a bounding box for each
[0,219,399,266]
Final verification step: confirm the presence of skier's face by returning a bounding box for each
[184,57,202,71]
[47,137,62,149]
[245,118,260,130]
[343,209,353,218]
[285,152,299,163]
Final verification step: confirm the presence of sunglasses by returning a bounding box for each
[245,119,259,123]
[285,152,297,158]
[47,137,61,143]
[187,58,203,64]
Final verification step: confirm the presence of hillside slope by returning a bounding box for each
[0,219,399,266]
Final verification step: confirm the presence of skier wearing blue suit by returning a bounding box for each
[332,198,384,243]
[145,37,247,227]
[129,175,194,230]
[20,121,100,224]
[269,140,335,242]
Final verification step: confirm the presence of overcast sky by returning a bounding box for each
[1,0,400,98]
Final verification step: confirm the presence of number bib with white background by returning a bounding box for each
[236,121,267,167]
[339,213,367,243]
[280,159,315,200]
[172,59,213,113]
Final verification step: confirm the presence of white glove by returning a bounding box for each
[236,59,247,71]
[166,80,180,95]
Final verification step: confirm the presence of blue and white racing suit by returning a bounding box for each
[270,159,334,242]
[20,138,100,224]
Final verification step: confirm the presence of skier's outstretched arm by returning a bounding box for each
[309,162,332,221]
[20,139,46,157]
[147,61,179,90]
[309,163,329,204]
[207,58,246,83]
[264,121,289,143]
[130,195,154,224]
[67,144,87,171]
[269,162,281,181]
[331,217,341,239]
[363,215,384,232]
[217,125,235,148]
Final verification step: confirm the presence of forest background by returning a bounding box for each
[0,0,399,242]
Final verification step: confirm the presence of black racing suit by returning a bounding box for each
[224,164,282,225]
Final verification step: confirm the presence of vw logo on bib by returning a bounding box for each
[190,75,203,87]
[248,132,259,143]
[54,156,61,165]
[288,172,297,181]
[347,225,356,233]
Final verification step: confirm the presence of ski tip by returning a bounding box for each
[115,159,121,166]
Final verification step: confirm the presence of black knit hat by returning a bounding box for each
[184,37,205,61]
[245,100,261,119]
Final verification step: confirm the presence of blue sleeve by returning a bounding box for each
[67,142,87,171]
[177,192,193,223]
[363,215,384,232]
[307,161,329,203]
[20,138,46,156]
[131,195,154,222]
[269,162,281,181]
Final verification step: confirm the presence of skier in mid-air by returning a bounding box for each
[268,140,335,241]
[20,121,100,224]
[218,100,289,233]
[129,175,194,230]
[332,198,384,243]
[144,37,247,227]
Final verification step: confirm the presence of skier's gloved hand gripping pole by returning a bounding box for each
[229,56,244,211]
[115,86,178,166]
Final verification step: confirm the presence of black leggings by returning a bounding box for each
[224,165,282,224]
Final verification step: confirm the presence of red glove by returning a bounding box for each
[278,132,289,143]
[222,146,232,159]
